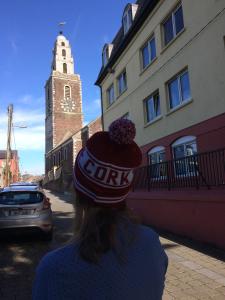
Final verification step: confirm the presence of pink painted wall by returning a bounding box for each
[127,190,225,250]
[141,112,225,164]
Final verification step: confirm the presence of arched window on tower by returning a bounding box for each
[64,85,71,99]
[63,63,67,74]
[62,49,66,57]
[61,42,65,46]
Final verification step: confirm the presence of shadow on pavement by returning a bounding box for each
[45,189,75,205]
[162,243,180,250]
[157,229,225,262]
[0,211,74,300]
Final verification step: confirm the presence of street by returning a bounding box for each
[0,190,75,300]
[0,190,225,300]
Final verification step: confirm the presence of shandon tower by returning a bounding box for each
[45,31,83,155]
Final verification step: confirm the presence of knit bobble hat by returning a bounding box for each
[73,118,142,206]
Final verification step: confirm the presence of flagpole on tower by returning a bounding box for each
[58,22,66,34]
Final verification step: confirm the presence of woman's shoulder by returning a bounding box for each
[136,224,159,241]
[136,224,168,262]
[136,225,165,251]
[36,243,78,274]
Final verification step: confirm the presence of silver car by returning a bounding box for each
[10,182,39,188]
[0,186,53,240]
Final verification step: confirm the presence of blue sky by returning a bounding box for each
[0,0,129,175]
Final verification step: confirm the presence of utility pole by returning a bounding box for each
[4,104,13,186]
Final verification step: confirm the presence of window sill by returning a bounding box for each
[106,100,116,110]
[116,88,128,100]
[166,98,193,116]
[144,115,163,128]
[161,28,186,55]
[139,57,158,76]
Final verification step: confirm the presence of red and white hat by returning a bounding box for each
[73,118,142,206]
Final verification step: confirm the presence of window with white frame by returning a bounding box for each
[141,36,156,69]
[148,146,166,165]
[144,91,161,123]
[172,136,197,176]
[123,7,133,35]
[107,84,115,106]
[163,4,184,46]
[102,44,113,67]
[64,85,71,99]
[148,146,166,179]
[168,69,191,110]
[117,70,127,96]
[102,46,109,67]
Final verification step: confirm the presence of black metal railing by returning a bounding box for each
[133,148,225,191]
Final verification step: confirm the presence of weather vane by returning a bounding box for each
[58,22,66,34]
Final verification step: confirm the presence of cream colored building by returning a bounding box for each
[96,0,225,165]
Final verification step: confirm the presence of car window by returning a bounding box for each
[0,192,43,205]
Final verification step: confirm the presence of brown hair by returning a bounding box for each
[74,193,138,264]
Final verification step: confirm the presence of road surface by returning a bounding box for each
[0,190,225,299]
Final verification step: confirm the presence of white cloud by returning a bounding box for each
[0,108,45,151]
[22,166,44,176]
[103,35,109,44]
[71,15,82,39]
[94,98,101,108]
[9,39,18,54]
[17,94,44,106]
[83,98,101,124]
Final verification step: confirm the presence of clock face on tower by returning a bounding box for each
[60,98,75,112]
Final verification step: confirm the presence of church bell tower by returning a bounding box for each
[45,31,83,154]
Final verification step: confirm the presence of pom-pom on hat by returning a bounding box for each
[73,118,142,206]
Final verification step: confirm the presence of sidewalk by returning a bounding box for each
[46,190,225,299]
[161,237,225,299]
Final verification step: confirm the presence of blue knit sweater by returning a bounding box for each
[33,225,168,300]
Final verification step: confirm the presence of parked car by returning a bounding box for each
[0,186,53,240]
[10,182,39,188]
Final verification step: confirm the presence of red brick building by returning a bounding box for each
[44,33,102,191]
[0,150,19,187]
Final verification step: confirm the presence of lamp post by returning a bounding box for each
[4,105,13,187]
[4,104,27,186]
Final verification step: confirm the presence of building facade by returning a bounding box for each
[0,150,19,187]
[45,32,83,154]
[96,0,225,250]
[96,0,225,167]
[44,33,102,191]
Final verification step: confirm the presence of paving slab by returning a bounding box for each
[161,237,225,299]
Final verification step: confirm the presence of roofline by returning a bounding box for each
[83,115,102,128]
[95,0,159,86]
[45,116,102,156]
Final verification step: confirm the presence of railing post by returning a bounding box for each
[194,156,199,190]
[166,161,171,190]
[147,165,151,192]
